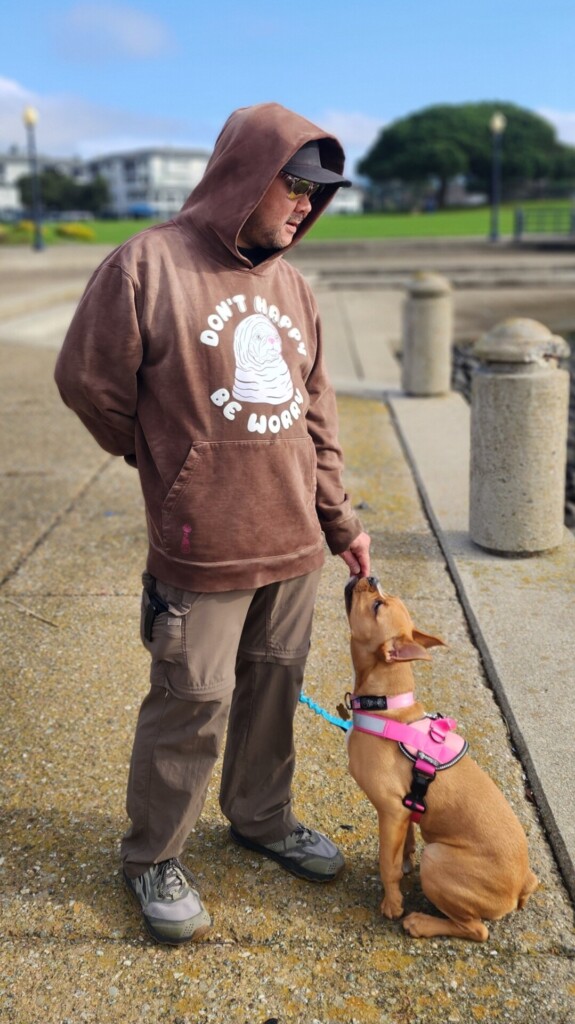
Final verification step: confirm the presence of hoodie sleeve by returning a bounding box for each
[54,262,142,457]
[305,312,363,555]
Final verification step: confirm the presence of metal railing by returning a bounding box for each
[514,206,575,240]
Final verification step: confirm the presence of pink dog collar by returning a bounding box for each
[346,691,415,712]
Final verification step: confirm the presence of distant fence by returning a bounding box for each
[514,206,575,241]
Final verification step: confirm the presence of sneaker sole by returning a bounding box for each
[229,828,344,883]
[123,872,212,946]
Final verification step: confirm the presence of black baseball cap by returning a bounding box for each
[282,140,352,187]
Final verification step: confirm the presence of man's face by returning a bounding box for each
[237,175,313,251]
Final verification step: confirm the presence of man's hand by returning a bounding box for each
[338,531,371,577]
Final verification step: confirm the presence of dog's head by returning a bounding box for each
[344,576,445,668]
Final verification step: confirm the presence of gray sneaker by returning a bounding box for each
[123,858,211,945]
[230,824,345,882]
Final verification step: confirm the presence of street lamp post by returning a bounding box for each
[489,111,507,243]
[22,105,44,252]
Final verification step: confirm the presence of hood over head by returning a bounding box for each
[174,102,350,264]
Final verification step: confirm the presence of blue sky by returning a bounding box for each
[2,0,575,176]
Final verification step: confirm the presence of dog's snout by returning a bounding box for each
[344,574,383,614]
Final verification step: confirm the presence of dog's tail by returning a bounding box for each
[518,869,539,909]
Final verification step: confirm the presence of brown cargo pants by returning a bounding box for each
[121,569,321,878]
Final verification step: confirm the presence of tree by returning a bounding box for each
[358,101,575,207]
[77,175,109,213]
[18,168,109,215]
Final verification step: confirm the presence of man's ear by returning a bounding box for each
[412,629,447,650]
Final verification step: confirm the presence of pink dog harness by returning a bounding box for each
[352,710,468,822]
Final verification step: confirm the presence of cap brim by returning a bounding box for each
[282,161,351,187]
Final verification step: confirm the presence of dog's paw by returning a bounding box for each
[403,911,489,941]
[380,895,404,920]
[402,912,427,937]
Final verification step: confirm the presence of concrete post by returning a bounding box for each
[402,272,452,396]
[469,318,570,555]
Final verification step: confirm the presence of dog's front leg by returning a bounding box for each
[378,812,410,919]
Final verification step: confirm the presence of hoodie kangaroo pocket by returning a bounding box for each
[161,437,319,563]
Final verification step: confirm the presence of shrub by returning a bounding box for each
[0,220,41,245]
[54,222,95,242]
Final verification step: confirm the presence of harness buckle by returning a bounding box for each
[402,765,437,819]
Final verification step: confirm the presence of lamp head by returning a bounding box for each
[489,111,507,135]
[23,106,39,127]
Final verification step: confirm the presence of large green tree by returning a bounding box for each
[358,101,575,207]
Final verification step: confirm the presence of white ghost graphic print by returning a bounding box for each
[232,314,294,405]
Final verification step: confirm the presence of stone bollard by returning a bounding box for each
[402,272,453,395]
[469,318,570,555]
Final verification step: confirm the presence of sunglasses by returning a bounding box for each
[280,172,324,200]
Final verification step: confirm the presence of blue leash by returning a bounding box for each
[299,691,351,732]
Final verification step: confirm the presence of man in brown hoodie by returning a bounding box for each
[55,102,370,945]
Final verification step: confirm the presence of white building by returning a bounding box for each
[0,147,91,218]
[1,141,364,221]
[0,144,211,220]
[0,148,31,217]
[326,185,365,214]
[87,147,210,218]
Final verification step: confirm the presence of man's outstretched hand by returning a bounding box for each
[338,531,371,578]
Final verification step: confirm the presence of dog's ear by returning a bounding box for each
[380,637,433,663]
[412,628,446,650]
[380,629,446,662]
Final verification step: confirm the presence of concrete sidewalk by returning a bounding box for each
[1,241,574,1024]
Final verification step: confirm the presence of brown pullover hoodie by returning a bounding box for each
[54,103,363,592]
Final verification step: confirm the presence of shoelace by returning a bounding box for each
[292,825,314,845]
[156,859,188,900]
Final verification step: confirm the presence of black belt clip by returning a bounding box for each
[143,588,169,642]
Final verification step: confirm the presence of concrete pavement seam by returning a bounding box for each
[0,454,113,590]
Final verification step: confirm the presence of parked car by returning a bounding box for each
[0,208,25,223]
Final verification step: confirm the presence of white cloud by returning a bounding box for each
[0,85,385,167]
[315,110,384,173]
[538,107,575,146]
[318,111,384,149]
[0,77,28,98]
[0,77,208,158]
[56,3,177,60]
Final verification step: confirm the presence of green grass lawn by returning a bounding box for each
[48,205,514,244]
[308,198,572,240]
[4,198,572,247]
[308,206,498,239]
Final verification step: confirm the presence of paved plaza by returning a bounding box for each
[1,238,574,1023]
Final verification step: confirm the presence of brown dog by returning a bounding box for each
[344,575,538,941]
